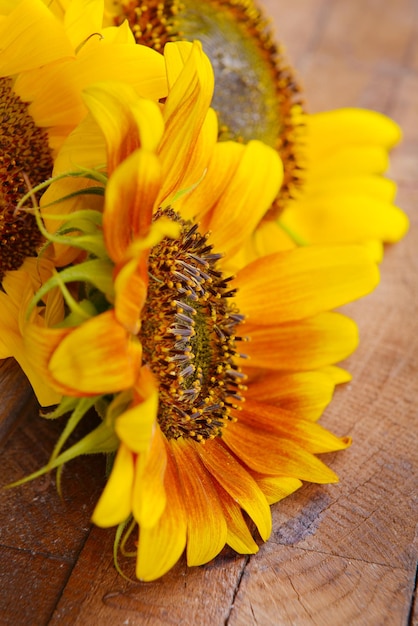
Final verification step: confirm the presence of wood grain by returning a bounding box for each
[1,0,417,624]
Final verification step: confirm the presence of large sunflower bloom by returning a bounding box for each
[104,0,408,259]
[0,0,166,276]
[17,42,380,581]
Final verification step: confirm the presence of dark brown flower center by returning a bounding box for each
[114,0,306,216]
[140,210,246,441]
[0,78,53,279]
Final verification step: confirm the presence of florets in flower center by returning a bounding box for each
[140,210,247,442]
[0,78,54,278]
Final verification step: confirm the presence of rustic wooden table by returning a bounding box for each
[1,0,417,624]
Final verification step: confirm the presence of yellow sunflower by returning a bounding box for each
[0,0,167,277]
[104,0,408,259]
[16,42,379,581]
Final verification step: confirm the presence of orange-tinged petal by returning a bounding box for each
[136,443,187,581]
[24,322,74,395]
[48,311,141,395]
[238,400,351,455]
[113,254,148,334]
[83,82,164,174]
[250,473,303,505]
[242,312,359,371]
[0,0,73,76]
[247,371,336,421]
[223,421,341,483]
[212,485,259,554]
[132,426,167,529]
[92,443,134,527]
[115,367,159,453]
[171,438,227,566]
[103,148,162,262]
[235,246,379,325]
[196,439,271,540]
[157,41,215,204]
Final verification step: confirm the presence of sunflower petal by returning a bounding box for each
[242,312,359,371]
[171,438,227,566]
[132,427,167,529]
[92,443,135,527]
[246,370,336,421]
[47,311,142,395]
[0,0,73,75]
[281,195,409,246]
[250,473,303,505]
[239,400,351,454]
[157,41,215,204]
[83,82,164,174]
[115,367,159,453]
[203,140,283,258]
[136,444,187,581]
[306,108,402,155]
[196,439,272,540]
[103,148,162,262]
[235,246,379,325]
[223,422,342,483]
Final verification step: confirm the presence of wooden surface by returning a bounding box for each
[1,0,417,624]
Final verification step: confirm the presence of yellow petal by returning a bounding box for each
[306,108,402,155]
[132,427,167,528]
[64,0,104,50]
[306,146,390,178]
[115,367,159,453]
[204,141,283,258]
[303,175,397,203]
[92,443,134,527]
[212,486,259,554]
[171,438,227,566]
[223,422,341,483]
[281,195,409,245]
[83,82,164,174]
[242,312,359,371]
[196,439,272,540]
[235,246,379,325]
[0,0,74,75]
[158,41,215,204]
[48,311,142,395]
[250,473,303,505]
[113,254,148,334]
[103,148,162,262]
[247,370,336,421]
[136,444,187,581]
[239,400,351,454]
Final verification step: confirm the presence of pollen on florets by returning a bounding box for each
[0,78,53,278]
[140,209,247,442]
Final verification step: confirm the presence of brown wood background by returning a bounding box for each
[1,0,417,624]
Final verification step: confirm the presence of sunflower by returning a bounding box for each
[104,0,408,258]
[0,0,167,277]
[16,41,379,581]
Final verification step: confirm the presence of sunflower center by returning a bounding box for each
[140,210,246,442]
[115,0,305,214]
[0,78,54,279]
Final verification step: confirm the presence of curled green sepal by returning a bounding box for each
[26,259,115,319]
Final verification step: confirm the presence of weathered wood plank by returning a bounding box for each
[227,545,413,626]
